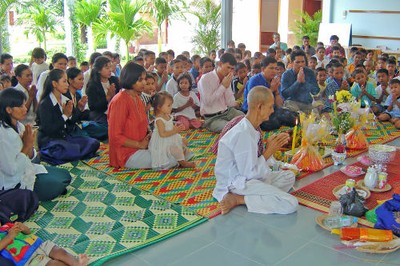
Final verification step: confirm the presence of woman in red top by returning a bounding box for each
[108,62,151,168]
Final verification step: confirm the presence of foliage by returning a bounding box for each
[189,0,221,56]
[291,10,322,47]
[0,0,17,22]
[332,111,354,134]
[17,0,59,50]
[147,0,186,52]
[69,2,86,63]
[97,0,152,61]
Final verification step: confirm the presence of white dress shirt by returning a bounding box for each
[172,91,199,119]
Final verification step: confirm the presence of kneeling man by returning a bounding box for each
[213,86,298,214]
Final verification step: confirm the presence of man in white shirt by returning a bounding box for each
[213,86,298,215]
[198,53,243,132]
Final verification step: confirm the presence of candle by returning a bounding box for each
[291,118,298,156]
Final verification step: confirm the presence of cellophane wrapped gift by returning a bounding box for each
[291,113,330,172]
[345,105,369,150]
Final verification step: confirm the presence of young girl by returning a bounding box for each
[172,73,202,130]
[149,91,195,170]
[36,69,99,165]
[141,73,157,127]
[14,64,37,125]
[66,67,107,140]
[86,56,120,125]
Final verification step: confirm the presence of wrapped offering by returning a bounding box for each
[290,113,330,172]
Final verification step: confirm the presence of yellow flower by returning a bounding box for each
[335,90,353,103]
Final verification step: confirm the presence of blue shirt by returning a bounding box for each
[280,68,319,104]
[384,94,400,118]
[351,82,377,107]
[242,73,269,112]
[322,78,341,113]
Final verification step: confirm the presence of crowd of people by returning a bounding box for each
[1,32,400,263]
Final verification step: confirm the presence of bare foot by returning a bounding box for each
[220,193,245,215]
[77,254,89,266]
[179,160,196,168]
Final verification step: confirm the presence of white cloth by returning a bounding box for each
[0,122,47,190]
[36,70,50,101]
[14,83,36,125]
[82,69,92,96]
[198,69,236,116]
[149,116,188,170]
[172,91,199,119]
[212,118,298,214]
[31,62,49,86]
[166,77,178,96]
[375,84,390,100]
[50,92,71,122]
[313,55,329,68]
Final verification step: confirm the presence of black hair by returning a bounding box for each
[175,54,188,62]
[152,91,173,114]
[376,68,389,76]
[331,46,340,52]
[166,49,175,57]
[225,48,235,54]
[237,43,246,49]
[155,57,167,65]
[0,74,11,83]
[49,53,68,70]
[352,69,366,78]
[170,59,182,67]
[331,62,343,70]
[112,53,120,59]
[0,53,13,64]
[66,67,82,81]
[102,51,113,58]
[144,50,156,57]
[277,61,285,69]
[267,48,276,55]
[68,56,76,61]
[330,35,339,41]
[316,67,327,74]
[316,46,325,52]
[219,53,237,66]
[0,88,27,130]
[387,58,397,65]
[119,61,146,90]
[235,62,247,72]
[145,72,156,81]
[134,56,144,62]
[200,57,213,68]
[89,52,102,65]
[302,36,310,40]
[309,57,317,62]
[40,69,65,103]
[252,63,261,69]
[191,54,201,63]
[176,73,193,91]
[14,64,30,77]
[31,47,46,59]
[159,51,167,58]
[80,61,89,67]
[350,47,359,53]
[290,49,306,63]
[88,56,111,85]
[261,56,277,68]
[377,56,388,62]
[389,78,400,86]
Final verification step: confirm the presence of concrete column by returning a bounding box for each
[221,0,233,48]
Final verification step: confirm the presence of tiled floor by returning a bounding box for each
[104,139,400,266]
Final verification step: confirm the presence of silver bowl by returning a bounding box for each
[368,144,396,165]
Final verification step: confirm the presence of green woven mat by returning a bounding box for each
[25,162,206,265]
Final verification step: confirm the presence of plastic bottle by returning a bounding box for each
[324,216,358,229]
[331,227,393,242]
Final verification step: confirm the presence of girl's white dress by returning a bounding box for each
[149,116,192,170]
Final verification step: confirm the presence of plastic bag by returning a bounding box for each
[291,142,324,172]
[345,125,368,150]
[374,194,400,236]
[339,188,368,217]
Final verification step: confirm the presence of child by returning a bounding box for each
[387,58,398,80]
[67,56,77,68]
[14,64,37,125]
[0,222,88,265]
[330,46,341,59]
[144,50,156,71]
[141,72,157,125]
[172,73,203,130]
[196,57,214,85]
[378,78,400,128]
[0,74,12,89]
[308,56,317,72]
[312,67,327,112]
[322,63,349,115]
[166,59,184,96]
[372,68,390,114]
[149,91,195,169]
[231,62,248,107]
[0,53,14,78]
[350,69,377,107]
[154,57,169,92]
[30,47,48,86]
[347,51,362,76]
[189,54,201,87]
[80,61,89,73]
[250,62,261,77]
[37,69,100,165]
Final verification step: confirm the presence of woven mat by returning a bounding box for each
[292,151,400,227]
[84,129,221,218]
[25,162,206,265]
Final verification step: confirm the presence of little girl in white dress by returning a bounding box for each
[149,91,195,170]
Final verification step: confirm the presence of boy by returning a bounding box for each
[213,86,298,215]
[378,78,400,129]
[208,50,217,61]
[308,56,317,72]
[0,74,11,89]
[133,56,144,66]
[330,46,341,59]
[346,47,359,66]
[323,63,349,115]
[144,50,156,71]
[313,67,327,112]
[0,53,14,80]
[154,57,169,92]
[30,47,48,85]
[231,62,248,107]
[0,222,88,265]
[189,54,201,84]
[196,57,214,84]
[387,58,398,80]
[80,61,89,73]
[166,59,184,96]
[351,69,377,107]
[372,68,390,114]
[347,51,362,76]
[313,46,329,68]
[67,56,77,68]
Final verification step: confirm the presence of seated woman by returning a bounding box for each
[65,67,107,140]
[14,64,37,125]
[36,69,100,165]
[108,62,151,169]
[86,56,120,126]
[0,88,72,202]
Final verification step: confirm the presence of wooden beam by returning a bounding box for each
[348,10,400,15]
[352,35,400,41]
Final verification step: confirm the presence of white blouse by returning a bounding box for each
[0,122,46,190]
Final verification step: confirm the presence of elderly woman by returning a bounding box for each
[0,88,71,202]
[108,62,151,168]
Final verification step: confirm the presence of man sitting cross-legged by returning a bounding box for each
[213,86,298,215]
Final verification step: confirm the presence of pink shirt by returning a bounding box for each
[198,70,236,116]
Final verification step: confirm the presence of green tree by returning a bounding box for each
[96,0,152,62]
[147,0,186,53]
[0,0,18,53]
[291,10,322,46]
[18,0,59,51]
[74,0,106,53]
[190,0,221,56]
